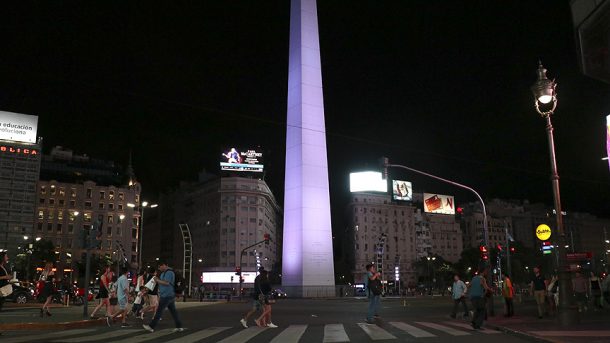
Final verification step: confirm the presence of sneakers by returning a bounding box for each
[240,318,248,328]
[267,323,278,328]
[173,328,185,332]
[142,324,154,333]
[364,319,375,324]
[121,323,131,328]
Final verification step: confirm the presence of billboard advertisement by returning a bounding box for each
[423,193,455,214]
[0,111,38,144]
[349,171,387,193]
[392,180,412,201]
[201,271,257,284]
[220,147,264,173]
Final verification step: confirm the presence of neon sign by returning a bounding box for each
[0,145,38,155]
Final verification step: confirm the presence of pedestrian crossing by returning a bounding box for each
[3,320,502,343]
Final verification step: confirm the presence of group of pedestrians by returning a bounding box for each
[239,267,277,328]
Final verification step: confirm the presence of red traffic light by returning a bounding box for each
[497,244,503,251]
[235,266,241,275]
[509,247,515,252]
[542,241,552,246]
[479,246,488,253]
[264,233,270,245]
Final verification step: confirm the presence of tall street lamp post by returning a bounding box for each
[23,235,41,282]
[530,62,577,325]
[128,201,158,270]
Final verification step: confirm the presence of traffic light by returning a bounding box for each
[509,246,515,253]
[235,266,241,276]
[497,244,503,251]
[264,233,270,245]
[479,245,489,260]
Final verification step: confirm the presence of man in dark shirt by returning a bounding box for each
[530,266,547,318]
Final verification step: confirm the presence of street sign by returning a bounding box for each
[535,224,552,241]
[566,252,593,261]
[543,250,552,255]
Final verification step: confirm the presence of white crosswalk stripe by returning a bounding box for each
[323,324,350,342]
[269,324,308,343]
[108,328,177,343]
[443,321,501,334]
[1,329,96,343]
[164,327,231,343]
[415,322,471,336]
[6,319,496,343]
[357,323,397,340]
[50,329,141,342]
[389,321,437,337]
[216,326,268,343]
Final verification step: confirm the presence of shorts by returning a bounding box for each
[252,299,262,311]
[118,298,128,310]
[148,294,159,307]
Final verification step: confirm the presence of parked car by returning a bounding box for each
[5,281,34,304]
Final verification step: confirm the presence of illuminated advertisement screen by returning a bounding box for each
[220,147,264,172]
[423,193,455,215]
[349,171,387,193]
[392,180,413,201]
[0,111,38,143]
[201,272,257,284]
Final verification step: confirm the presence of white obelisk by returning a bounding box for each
[282,0,335,297]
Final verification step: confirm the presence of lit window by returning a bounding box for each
[84,213,91,222]
[59,188,65,197]
[71,189,76,198]
[119,193,124,200]
[109,191,114,200]
[50,186,56,196]
[40,186,46,195]
[58,211,63,220]
[108,215,113,224]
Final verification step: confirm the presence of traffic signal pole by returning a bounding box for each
[237,234,270,300]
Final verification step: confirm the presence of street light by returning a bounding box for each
[127,202,158,269]
[530,61,577,325]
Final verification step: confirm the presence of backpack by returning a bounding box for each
[368,278,382,296]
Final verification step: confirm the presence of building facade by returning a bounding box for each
[0,140,42,254]
[150,173,282,290]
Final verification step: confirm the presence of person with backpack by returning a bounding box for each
[142,261,184,333]
[365,263,382,324]
[468,267,492,330]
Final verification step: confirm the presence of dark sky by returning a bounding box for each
[2,1,610,229]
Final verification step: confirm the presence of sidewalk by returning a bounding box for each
[0,300,221,331]
[484,298,610,343]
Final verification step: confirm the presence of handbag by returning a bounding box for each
[0,266,12,297]
[144,277,156,291]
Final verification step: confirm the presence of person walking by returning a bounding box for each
[572,271,589,312]
[39,262,56,317]
[546,275,559,316]
[450,274,469,319]
[254,269,277,328]
[142,261,183,333]
[141,267,159,319]
[468,268,492,330]
[502,273,514,317]
[365,264,382,324]
[109,267,131,327]
[0,252,11,313]
[590,272,603,310]
[529,266,547,319]
[240,267,265,328]
[90,266,113,318]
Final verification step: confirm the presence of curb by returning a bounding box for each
[0,317,107,331]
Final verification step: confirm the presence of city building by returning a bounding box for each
[35,146,141,280]
[148,171,281,292]
[0,111,41,254]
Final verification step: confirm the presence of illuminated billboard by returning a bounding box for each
[220,147,264,172]
[349,171,387,193]
[392,180,412,201]
[423,193,455,215]
[0,111,38,143]
[201,271,257,284]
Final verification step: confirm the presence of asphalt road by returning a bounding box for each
[0,297,534,342]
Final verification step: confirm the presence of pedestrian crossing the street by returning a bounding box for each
[3,320,503,343]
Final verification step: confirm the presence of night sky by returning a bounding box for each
[2,1,610,233]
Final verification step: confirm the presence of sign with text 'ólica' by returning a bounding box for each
[535,224,552,241]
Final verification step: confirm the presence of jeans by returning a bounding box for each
[470,296,486,328]
[149,296,182,329]
[367,292,380,321]
[504,297,514,316]
[451,297,469,317]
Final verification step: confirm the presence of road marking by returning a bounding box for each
[323,324,350,342]
[164,327,230,343]
[51,329,141,342]
[443,321,500,334]
[269,325,308,343]
[529,331,610,337]
[389,322,436,337]
[216,326,267,343]
[2,329,96,343]
[357,323,397,340]
[109,328,177,343]
[415,322,470,336]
